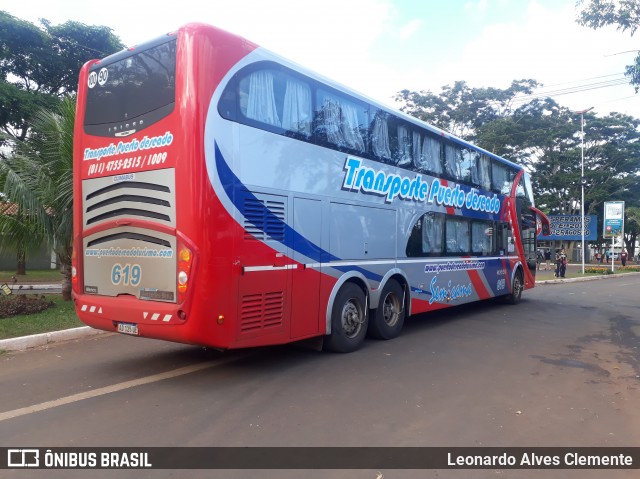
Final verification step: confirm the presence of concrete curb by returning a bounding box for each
[536,271,640,285]
[0,326,109,352]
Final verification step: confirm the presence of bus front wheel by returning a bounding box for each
[368,279,405,340]
[506,269,523,305]
[325,283,368,353]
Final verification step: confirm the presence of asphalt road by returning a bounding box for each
[1,276,639,479]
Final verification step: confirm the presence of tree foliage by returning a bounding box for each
[577,0,640,89]
[395,80,540,140]
[0,11,123,145]
[395,80,640,254]
[0,97,76,299]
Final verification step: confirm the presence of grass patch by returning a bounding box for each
[0,295,81,340]
[0,269,63,284]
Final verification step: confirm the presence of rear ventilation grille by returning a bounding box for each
[240,292,284,332]
[243,197,286,241]
[82,171,175,228]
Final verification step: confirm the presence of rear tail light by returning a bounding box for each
[71,246,79,294]
[177,243,193,303]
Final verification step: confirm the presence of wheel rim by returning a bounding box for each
[381,291,401,327]
[513,275,522,299]
[341,298,364,339]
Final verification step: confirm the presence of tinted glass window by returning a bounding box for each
[238,68,313,137]
[445,217,470,254]
[472,221,494,255]
[315,90,367,152]
[406,212,444,257]
[492,161,515,194]
[413,131,442,175]
[85,40,176,126]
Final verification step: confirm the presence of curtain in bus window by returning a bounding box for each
[460,150,475,183]
[322,98,345,147]
[341,102,365,153]
[282,78,311,136]
[396,125,412,167]
[476,154,491,190]
[422,135,442,174]
[412,132,423,170]
[444,144,462,179]
[471,222,492,255]
[246,71,281,127]
[422,213,444,254]
[492,162,513,194]
[372,113,391,160]
[446,217,470,253]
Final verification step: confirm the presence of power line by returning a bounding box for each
[541,72,626,88]
[512,77,632,104]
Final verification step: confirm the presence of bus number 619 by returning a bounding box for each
[111,263,142,286]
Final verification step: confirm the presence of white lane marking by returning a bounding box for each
[0,356,243,423]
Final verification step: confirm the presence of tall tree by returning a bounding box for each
[0,203,45,275]
[0,97,75,299]
[395,79,540,140]
[395,80,640,256]
[0,11,123,148]
[577,0,640,88]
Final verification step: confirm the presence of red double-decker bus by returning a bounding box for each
[72,23,549,352]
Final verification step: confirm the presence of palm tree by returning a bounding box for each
[0,96,74,299]
[0,203,46,275]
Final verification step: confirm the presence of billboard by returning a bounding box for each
[537,215,597,241]
[603,201,624,238]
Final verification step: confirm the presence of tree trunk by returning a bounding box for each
[16,250,26,275]
[60,260,72,301]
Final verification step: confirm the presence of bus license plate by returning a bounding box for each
[117,322,139,336]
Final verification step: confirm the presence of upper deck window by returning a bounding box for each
[237,67,312,138]
[84,39,176,136]
[316,90,367,153]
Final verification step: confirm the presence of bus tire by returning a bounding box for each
[506,269,523,305]
[368,279,405,340]
[325,283,368,353]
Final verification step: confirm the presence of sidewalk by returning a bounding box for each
[534,261,635,284]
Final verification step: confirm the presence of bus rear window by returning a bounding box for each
[84,39,176,135]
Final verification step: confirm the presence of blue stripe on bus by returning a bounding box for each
[214,142,384,284]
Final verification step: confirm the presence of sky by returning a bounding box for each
[5,0,640,119]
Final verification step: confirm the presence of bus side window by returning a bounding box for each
[460,149,475,184]
[370,109,392,163]
[474,154,492,191]
[282,77,312,137]
[413,132,442,175]
[236,67,312,139]
[315,90,367,153]
[445,217,470,254]
[471,221,493,256]
[491,161,514,194]
[405,212,444,257]
[495,222,511,255]
[395,123,412,167]
[444,143,462,180]
[239,70,281,127]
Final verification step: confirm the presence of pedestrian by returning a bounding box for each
[559,248,567,278]
[621,249,628,267]
[554,249,561,278]
[544,249,551,270]
[595,251,601,264]
[536,250,543,270]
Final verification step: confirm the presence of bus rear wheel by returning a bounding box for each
[506,269,523,305]
[368,279,405,340]
[325,283,368,353]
